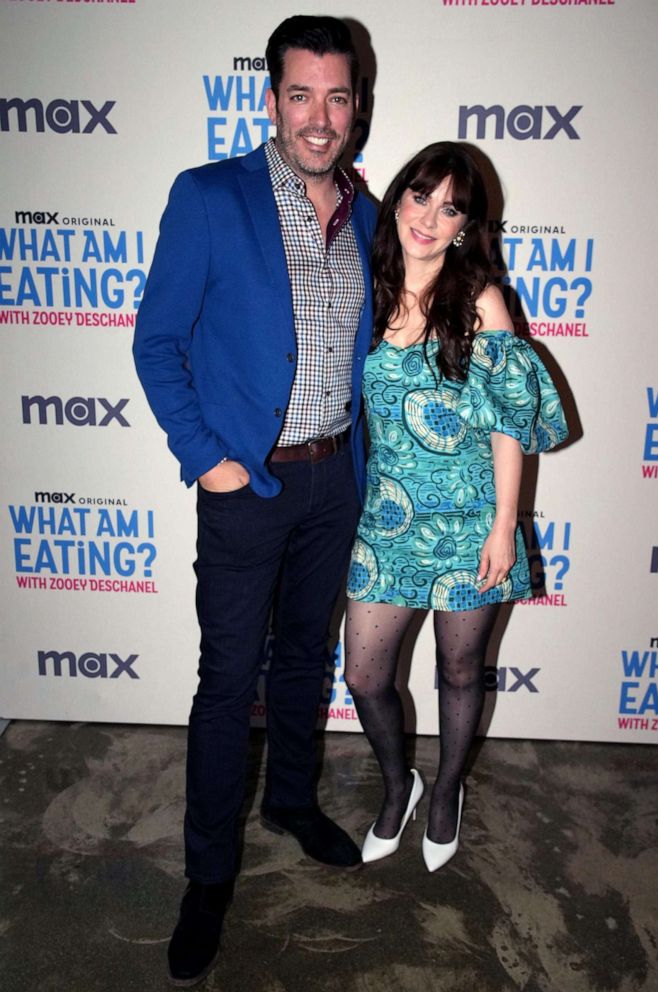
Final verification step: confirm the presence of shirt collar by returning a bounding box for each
[328,167,355,247]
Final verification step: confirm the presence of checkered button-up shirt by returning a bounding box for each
[265,138,365,444]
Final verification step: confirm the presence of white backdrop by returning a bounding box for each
[1,0,656,742]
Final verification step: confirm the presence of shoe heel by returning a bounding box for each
[361,768,424,864]
[260,815,285,836]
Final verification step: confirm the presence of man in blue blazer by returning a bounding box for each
[134,16,376,986]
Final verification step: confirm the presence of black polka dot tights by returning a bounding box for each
[345,600,499,843]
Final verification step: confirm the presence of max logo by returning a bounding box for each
[37,650,138,679]
[0,98,116,134]
[15,210,59,225]
[484,666,540,693]
[435,665,539,693]
[22,395,130,427]
[35,492,75,504]
[458,104,582,140]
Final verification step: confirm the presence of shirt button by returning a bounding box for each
[325,390,332,397]
[274,408,282,417]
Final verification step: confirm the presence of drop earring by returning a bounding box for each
[394,206,400,223]
[452,230,465,248]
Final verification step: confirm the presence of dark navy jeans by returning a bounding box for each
[184,446,360,883]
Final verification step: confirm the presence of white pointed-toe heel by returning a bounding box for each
[422,784,464,872]
[361,768,424,864]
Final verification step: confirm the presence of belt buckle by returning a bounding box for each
[307,434,336,463]
[307,437,321,463]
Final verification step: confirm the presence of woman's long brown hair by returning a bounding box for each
[372,141,493,381]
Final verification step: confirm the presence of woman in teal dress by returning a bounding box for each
[345,142,567,871]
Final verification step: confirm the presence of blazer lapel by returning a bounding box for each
[351,199,374,359]
[238,149,293,329]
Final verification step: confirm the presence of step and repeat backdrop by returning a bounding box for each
[1,0,656,743]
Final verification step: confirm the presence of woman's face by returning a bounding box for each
[396,175,466,274]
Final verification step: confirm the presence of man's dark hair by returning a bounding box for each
[266,15,359,100]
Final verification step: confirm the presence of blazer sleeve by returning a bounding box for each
[133,171,228,485]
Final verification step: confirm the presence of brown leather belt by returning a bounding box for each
[270,428,350,464]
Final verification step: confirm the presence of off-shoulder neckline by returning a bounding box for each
[378,339,428,353]
[378,330,514,353]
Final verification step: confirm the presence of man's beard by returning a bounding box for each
[275,114,350,180]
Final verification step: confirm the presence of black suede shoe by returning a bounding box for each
[260,804,362,870]
[167,879,234,987]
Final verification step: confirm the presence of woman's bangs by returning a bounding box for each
[408,159,472,215]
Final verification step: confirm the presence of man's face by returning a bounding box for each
[265,48,356,181]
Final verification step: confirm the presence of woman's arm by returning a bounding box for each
[475,283,514,333]
[473,282,520,593]
[477,432,522,593]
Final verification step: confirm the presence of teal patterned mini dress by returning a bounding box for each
[347,331,568,612]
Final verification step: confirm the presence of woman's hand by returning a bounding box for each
[477,518,517,594]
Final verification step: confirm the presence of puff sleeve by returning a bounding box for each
[456,331,568,454]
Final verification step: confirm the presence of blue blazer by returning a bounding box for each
[133,144,376,499]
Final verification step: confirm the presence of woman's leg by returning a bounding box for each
[427,604,499,843]
[345,599,417,839]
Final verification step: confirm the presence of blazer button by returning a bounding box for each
[286,353,295,363]
[274,408,282,417]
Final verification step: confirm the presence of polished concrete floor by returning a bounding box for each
[1,721,656,992]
